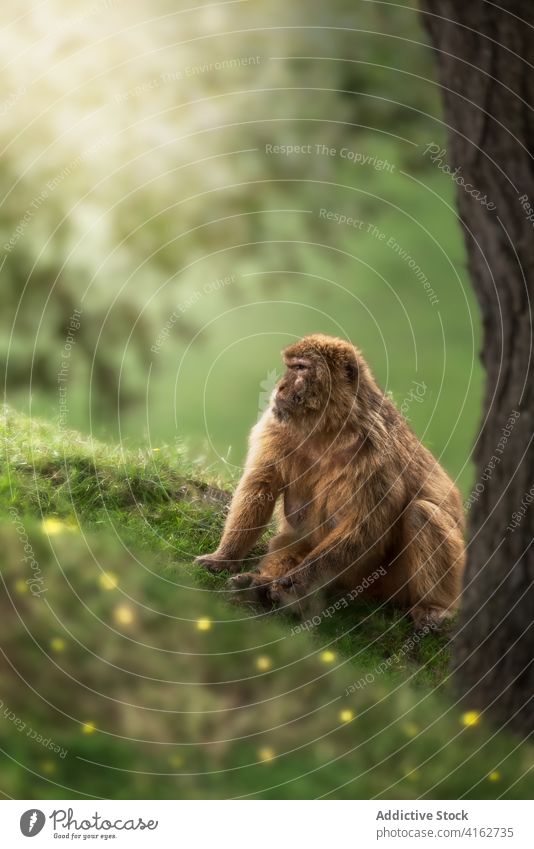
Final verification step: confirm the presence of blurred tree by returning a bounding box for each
[421,1,534,733]
[0,0,438,420]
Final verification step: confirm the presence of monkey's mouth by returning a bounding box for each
[272,401,290,422]
[273,394,306,421]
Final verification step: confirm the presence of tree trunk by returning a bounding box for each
[419,1,534,733]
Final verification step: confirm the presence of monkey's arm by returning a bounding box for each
[195,434,282,574]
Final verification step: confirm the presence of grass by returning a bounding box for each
[1,406,533,800]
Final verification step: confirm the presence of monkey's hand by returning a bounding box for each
[194,552,242,574]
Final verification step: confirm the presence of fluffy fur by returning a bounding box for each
[196,334,466,628]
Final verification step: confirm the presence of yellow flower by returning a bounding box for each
[41,759,57,775]
[320,650,336,664]
[461,710,481,727]
[114,605,134,626]
[41,517,68,535]
[404,767,419,781]
[169,754,184,768]
[15,579,28,594]
[488,771,501,782]
[255,655,272,671]
[99,571,119,590]
[402,722,420,737]
[82,721,96,735]
[258,747,276,762]
[50,637,66,652]
[41,517,78,535]
[152,448,160,453]
[339,709,354,723]
[196,617,212,631]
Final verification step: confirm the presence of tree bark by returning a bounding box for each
[419,1,534,733]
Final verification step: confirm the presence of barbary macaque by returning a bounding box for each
[196,334,465,629]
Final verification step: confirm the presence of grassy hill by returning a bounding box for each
[1,407,532,799]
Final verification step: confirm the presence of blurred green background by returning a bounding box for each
[2,0,521,803]
[1,0,481,493]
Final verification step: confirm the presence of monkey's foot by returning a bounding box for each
[227,572,278,606]
[410,605,451,632]
[194,554,241,574]
[275,574,299,592]
[268,575,310,613]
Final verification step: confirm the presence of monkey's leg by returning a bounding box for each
[397,499,465,631]
[271,518,381,600]
[261,534,315,609]
[260,533,313,579]
[227,533,311,607]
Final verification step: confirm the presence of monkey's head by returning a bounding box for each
[272,333,366,427]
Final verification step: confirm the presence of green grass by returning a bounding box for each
[1,407,532,800]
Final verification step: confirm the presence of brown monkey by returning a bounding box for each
[196,334,465,629]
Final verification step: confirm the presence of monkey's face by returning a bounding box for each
[272,336,362,427]
[272,355,328,422]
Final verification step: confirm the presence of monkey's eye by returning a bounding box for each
[293,364,307,371]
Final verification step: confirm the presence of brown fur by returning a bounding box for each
[196,334,466,628]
